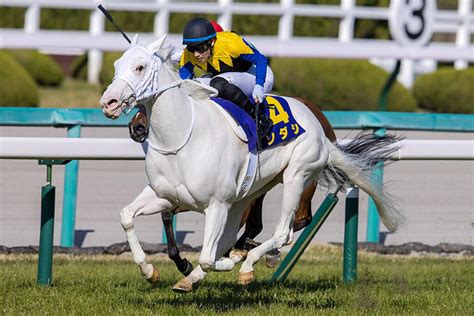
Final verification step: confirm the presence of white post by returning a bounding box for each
[88,8,105,84]
[454,0,471,70]
[400,59,415,88]
[339,0,355,43]
[218,0,233,31]
[154,0,169,37]
[279,0,294,41]
[25,3,40,34]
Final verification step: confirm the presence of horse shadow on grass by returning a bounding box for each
[131,277,340,311]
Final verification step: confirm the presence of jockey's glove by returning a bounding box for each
[252,84,264,104]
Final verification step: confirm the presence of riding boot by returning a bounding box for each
[233,94,273,142]
[210,77,272,141]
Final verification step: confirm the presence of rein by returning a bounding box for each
[147,99,195,155]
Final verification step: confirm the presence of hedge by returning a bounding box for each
[413,67,474,114]
[0,52,39,107]
[99,52,123,92]
[69,53,88,81]
[271,58,417,111]
[7,50,64,87]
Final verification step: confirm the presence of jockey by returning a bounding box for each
[179,17,273,138]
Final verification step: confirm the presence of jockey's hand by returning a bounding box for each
[252,84,264,104]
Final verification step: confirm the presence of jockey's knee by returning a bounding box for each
[211,77,252,113]
[120,207,134,230]
[210,76,228,96]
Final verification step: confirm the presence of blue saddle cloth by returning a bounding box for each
[211,97,258,153]
[211,96,305,153]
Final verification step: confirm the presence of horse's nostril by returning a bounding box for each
[107,98,118,107]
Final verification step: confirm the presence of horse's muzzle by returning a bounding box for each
[100,96,123,119]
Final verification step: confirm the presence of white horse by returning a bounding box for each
[99,35,405,292]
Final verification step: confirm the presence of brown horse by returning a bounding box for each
[129,97,336,276]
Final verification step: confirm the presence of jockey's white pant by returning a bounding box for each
[195,65,274,97]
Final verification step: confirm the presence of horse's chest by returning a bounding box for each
[145,155,206,209]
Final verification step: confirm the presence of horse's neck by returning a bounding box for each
[147,62,193,154]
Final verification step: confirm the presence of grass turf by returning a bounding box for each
[1,246,473,315]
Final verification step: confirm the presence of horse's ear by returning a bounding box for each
[131,34,139,46]
[148,34,167,53]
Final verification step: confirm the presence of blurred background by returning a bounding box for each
[1,0,472,112]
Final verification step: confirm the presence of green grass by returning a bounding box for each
[39,78,102,108]
[1,246,473,314]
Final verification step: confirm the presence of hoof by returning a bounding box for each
[238,271,255,285]
[229,248,248,263]
[172,278,193,293]
[265,252,281,268]
[146,266,160,285]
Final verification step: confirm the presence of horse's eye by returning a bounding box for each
[136,65,145,72]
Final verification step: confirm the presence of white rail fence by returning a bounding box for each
[1,137,473,161]
[0,0,472,87]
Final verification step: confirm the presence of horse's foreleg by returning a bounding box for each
[234,194,265,249]
[228,195,264,263]
[161,211,193,276]
[172,264,207,293]
[121,185,173,284]
[239,175,306,285]
[199,201,233,272]
[173,200,247,293]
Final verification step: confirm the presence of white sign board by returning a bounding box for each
[389,0,437,47]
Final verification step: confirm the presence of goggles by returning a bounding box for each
[187,41,212,53]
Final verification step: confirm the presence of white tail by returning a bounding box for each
[321,134,406,232]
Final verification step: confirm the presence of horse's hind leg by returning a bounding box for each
[161,211,194,276]
[238,136,328,284]
[293,181,317,232]
[121,185,173,284]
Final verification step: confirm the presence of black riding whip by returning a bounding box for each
[97,4,131,44]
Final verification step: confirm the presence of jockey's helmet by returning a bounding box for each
[182,18,216,46]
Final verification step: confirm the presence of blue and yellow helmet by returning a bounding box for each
[182,18,217,46]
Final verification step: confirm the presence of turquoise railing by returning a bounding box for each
[2,107,473,131]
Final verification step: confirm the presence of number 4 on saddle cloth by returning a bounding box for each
[210,95,306,154]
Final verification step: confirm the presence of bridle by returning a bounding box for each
[113,45,184,115]
[113,44,195,155]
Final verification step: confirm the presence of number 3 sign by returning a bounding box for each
[389,0,437,47]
